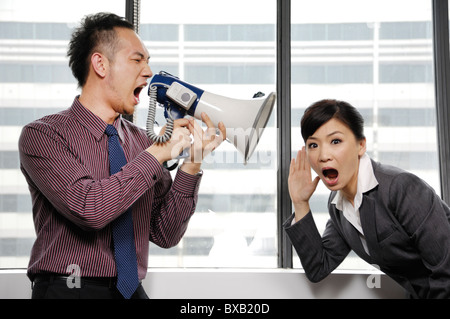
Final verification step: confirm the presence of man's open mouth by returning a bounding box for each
[134,86,144,97]
[133,85,146,103]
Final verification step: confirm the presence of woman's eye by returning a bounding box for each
[331,139,341,145]
[307,143,318,149]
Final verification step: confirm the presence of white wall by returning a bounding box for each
[0,268,405,299]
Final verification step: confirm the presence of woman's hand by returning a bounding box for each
[288,146,320,222]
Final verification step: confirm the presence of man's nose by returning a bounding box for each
[143,64,153,78]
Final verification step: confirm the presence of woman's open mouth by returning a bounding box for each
[322,168,339,186]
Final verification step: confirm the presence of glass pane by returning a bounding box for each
[139,0,277,267]
[0,1,124,268]
[291,0,437,270]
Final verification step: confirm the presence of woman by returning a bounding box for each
[284,99,450,298]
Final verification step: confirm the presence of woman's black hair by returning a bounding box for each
[67,12,135,88]
[300,99,365,142]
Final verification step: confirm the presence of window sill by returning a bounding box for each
[0,268,404,299]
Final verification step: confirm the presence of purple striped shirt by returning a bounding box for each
[19,97,201,280]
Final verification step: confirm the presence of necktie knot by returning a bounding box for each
[105,124,118,137]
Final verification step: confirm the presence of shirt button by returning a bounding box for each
[152,174,157,180]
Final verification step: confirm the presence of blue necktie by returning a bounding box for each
[105,124,139,299]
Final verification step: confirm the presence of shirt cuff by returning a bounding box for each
[173,168,202,195]
[131,151,165,187]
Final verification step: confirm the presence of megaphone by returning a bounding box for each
[147,71,276,164]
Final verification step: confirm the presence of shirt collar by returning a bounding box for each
[331,153,378,211]
[70,96,125,142]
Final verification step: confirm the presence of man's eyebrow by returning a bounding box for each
[133,51,150,60]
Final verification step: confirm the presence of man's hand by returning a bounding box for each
[146,118,193,164]
[181,112,226,175]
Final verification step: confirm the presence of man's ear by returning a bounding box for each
[91,52,108,78]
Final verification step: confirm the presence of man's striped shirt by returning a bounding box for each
[19,97,201,280]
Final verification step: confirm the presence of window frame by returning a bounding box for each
[1,0,448,271]
[432,0,450,204]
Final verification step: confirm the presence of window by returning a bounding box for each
[292,23,373,41]
[291,0,438,270]
[0,0,444,274]
[0,0,124,269]
[292,64,373,84]
[139,0,277,268]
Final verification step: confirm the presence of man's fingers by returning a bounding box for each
[217,121,226,141]
[173,118,190,129]
[201,112,215,128]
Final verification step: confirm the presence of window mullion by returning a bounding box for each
[276,0,292,269]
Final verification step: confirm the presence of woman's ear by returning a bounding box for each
[358,137,367,158]
[91,52,108,78]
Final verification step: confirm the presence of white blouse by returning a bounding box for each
[331,153,379,254]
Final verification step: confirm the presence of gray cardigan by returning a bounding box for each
[284,159,450,299]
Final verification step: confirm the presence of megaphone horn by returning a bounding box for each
[147,71,276,164]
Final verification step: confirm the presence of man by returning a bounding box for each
[18,12,226,299]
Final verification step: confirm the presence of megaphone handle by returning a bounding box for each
[164,104,190,159]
